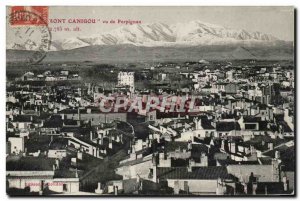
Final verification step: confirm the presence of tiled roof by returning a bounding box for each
[191,144,209,155]
[164,141,188,152]
[243,116,261,123]
[157,166,232,180]
[11,115,33,122]
[43,119,63,128]
[118,156,152,167]
[216,122,241,131]
[63,119,78,126]
[239,135,287,151]
[201,119,215,129]
[6,156,55,171]
[54,170,78,178]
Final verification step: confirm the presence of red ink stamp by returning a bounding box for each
[7,6,52,64]
[10,6,48,26]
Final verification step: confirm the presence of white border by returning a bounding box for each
[0,0,298,200]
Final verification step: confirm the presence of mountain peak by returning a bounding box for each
[7,20,281,51]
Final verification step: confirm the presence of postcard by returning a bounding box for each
[6,6,295,196]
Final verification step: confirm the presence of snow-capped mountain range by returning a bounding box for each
[7,20,284,51]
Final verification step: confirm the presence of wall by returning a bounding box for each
[167,179,218,194]
[227,164,278,182]
[47,178,80,193]
[48,150,67,159]
[7,171,54,192]
[8,137,24,154]
[65,113,127,125]
[129,159,153,180]
[116,158,153,180]
[7,177,79,193]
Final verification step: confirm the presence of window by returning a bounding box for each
[245,124,256,130]
[63,184,68,192]
[184,181,189,192]
[148,168,153,178]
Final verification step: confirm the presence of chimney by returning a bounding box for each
[228,99,232,109]
[221,139,225,151]
[120,134,123,143]
[98,133,103,145]
[188,159,194,172]
[78,108,81,120]
[95,182,104,194]
[187,140,192,151]
[174,181,180,195]
[197,118,202,130]
[268,142,274,150]
[55,158,59,169]
[152,153,158,166]
[230,141,236,154]
[266,95,270,105]
[109,135,112,149]
[77,151,83,160]
[243,182,248,194]
[211,121,216,128]
[88,83,91,95]
[252,183,257,195]
[90,131,93,141]
[152,157,158,183]
[75,168,78,178]
[283,175,289,191]
[194,117,198,129]
[250,145,256,154]
[114,186,118,195]
[200,153,208,166]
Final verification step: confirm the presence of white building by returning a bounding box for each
[8,137,24,154]
[118,72,135,92]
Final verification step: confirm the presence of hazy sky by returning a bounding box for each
[7,6,294,41]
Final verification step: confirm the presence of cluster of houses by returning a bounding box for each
[17,70,81,81]
[6,61,295,195]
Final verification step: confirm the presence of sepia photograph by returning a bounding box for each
[5,6,295,196]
